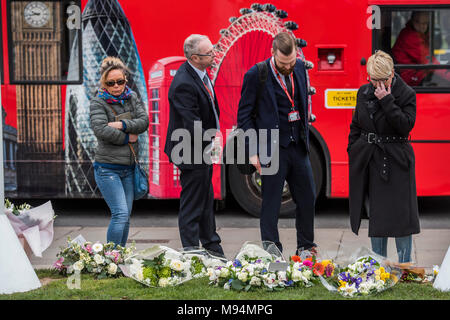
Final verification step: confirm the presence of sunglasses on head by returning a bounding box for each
[105,79,126,87]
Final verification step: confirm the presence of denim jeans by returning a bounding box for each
[94,165,134,247]
[370,236,412,263]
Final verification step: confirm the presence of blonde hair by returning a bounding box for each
[366,50,394,80]
[99,56,129,87]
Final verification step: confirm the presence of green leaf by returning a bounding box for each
[231,279,245,291]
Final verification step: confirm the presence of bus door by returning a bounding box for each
[373,4,450,195]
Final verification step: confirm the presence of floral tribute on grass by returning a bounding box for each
[53,235,135,279]
[207,241,336,292]
[119,246,227,288]
[320,248,402,297]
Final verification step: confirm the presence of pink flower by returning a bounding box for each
[105,250,121,263]
[302,260,313,268]
[84,244,93,254]
[53,257,65,271]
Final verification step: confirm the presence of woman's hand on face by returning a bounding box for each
[129,134,138,143]
[107,121,123,130]
[374,81,391,100]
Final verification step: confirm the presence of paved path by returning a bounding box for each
[30,226,450,273]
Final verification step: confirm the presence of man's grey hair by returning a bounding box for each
[184,34,209,59]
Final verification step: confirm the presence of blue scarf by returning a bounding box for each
[98,86,133,104]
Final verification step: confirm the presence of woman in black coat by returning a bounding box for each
[347,50,420,263]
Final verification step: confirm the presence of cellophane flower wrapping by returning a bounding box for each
[119,245,226,287]
[179,247,228,280]
[5,199,55,257]
[319,247,401,297]
[207,241,334,291]
[53,235,135,279]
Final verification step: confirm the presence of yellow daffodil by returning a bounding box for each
[379,267,385,274]
[338,280,346,289]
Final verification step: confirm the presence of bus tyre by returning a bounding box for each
[228,143,323,218]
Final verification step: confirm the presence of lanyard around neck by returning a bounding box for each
[270,59,295,110]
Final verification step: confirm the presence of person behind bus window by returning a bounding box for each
[392,11,450,86]
[347,50,420,263]
[89,56,149,247]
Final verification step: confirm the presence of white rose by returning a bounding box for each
[249,276,261,286]
[107,263,118,275]
[237,271,248,283]
[94,254,105,265]
[207,268,218,281]
[170,259,184,272]
[302,269,312,279]
[277,271,287,282]
[73,260,84,271]
[220,268,230,278]
[159,278,170,287]
[292,269,302,281]
[92,243,104,253]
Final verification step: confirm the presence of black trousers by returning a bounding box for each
[260,142,316,253]
[179,165,224,256]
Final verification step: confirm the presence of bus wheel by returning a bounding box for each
[228,143,324,218]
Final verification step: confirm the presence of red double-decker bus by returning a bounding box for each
[1,0,449,217]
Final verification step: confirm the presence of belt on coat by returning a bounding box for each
[359,132,410,182]
[360,132,410,144]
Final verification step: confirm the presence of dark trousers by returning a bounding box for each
[260,142,316,253]
[179,165,224,256]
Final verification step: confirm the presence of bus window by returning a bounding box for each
[7,0,82,84]
[375,7,450,91]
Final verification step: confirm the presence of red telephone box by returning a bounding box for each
[148,57,186,198]
[148,56,225,200]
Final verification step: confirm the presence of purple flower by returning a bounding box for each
[325,264,334,277]
[354,277,363,288]
[256,259,262,263]
[370,259,377,265]
[233,259,242,268]
[339,272,349,282]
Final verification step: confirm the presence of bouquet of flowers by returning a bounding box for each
[120,245,202,287]
[53,235,135,279]
[180,247,228,280]
[320,248,401,297]
[5,199,56,257]
[5,198,31,216]
[288,253,337,288]
[208,241,322,291]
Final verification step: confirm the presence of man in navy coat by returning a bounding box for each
[164,34,224,257]
[237,32,317,254]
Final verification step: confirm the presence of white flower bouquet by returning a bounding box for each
[120,245,198,287]
[53,235,135,279]
[207,241,298,291]
[5,199,56,257]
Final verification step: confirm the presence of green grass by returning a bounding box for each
[1,269,449,300]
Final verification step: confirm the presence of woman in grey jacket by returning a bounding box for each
[89,56,149,247]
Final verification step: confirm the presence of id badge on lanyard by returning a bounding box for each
[288,110,300,122]
[271,59,300,123]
